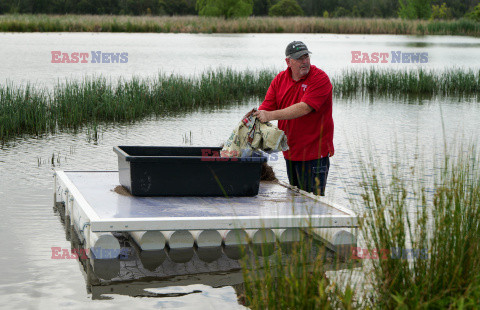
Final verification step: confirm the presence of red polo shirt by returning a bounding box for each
[259,65,334,161]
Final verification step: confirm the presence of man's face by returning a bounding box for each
[286,54,311,79]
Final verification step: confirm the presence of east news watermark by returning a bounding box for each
[351,51,428,63]
[352,247,429,260]
[51,51,128,63]
[51,247,131,259]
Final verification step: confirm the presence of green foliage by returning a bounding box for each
[196,0,253,18]
[252,0,271,15]
[0,69,275,142]
[159,0,196,16]
[323,10,329,18]
[431,3,453,20]
[241,234,356,309]
[333,6,349,17]
[2,67,480,142]
[398,0,431,19]
[465,3,480,22]
[268,0,303,17]
[0,0,478,17]
[357,143,480,308]
[332,68,480,97]
[1,14,480,36]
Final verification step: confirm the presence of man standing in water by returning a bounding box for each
[254,41,334,196]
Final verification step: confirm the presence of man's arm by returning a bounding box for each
[254,102,313,123]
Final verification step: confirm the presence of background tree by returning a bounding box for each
[398,0,431,19]
[332,6,349,17]
[268,0,303,16]
[252,0,270,15]
[196,0,253,18]
[431,2,452,19]
[465,2,480,22]
[160,0,196,16]
[0,0,477,17]
[296,0,322,16]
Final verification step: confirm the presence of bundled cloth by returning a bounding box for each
[221,108,289,158]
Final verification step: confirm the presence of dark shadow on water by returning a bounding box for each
[195,246,223,263]
[223,245,248,260]
[251,243,275,257]
[167,247,195,263]
[139,250,167,271]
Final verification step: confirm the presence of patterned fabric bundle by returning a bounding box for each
[221,109,289,158]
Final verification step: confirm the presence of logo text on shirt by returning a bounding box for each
[301,84,308,91]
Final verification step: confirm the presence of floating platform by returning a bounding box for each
[54,171,358,259]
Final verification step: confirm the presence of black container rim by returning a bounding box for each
[113,146,268,163]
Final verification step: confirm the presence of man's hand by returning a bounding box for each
[253,110,272,123]
[254,102,313,123]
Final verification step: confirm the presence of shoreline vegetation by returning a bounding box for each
[0,14,479,36]
[241,142,480,308]
[1,68,479,143]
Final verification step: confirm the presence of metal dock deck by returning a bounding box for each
[54,171,358,259]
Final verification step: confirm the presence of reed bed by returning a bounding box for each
[0,14,479,36]
[0,69,272,142]
[357,143,480,308]
[1,68,479,143]
[332,68,480,97]
[241,236,356,309]
[241,143,480,308]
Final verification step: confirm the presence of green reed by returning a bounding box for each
[1,68,479,143]
[241,233,357,309]
[0,84,55,141]
[1,14,479,36]
[356,142,480,308]
[333,68,480,97]
[240,142,480,309]
[0,69,272,142]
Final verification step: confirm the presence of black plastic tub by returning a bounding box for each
[113,146,268,197]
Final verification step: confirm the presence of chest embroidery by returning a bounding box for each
[301,84,308,91]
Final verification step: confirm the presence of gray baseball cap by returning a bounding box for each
[285,41,311,59]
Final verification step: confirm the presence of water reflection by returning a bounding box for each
[137,250,167,271]
[53,199,353,302]
[167,247,195,264]
[195,246,223,263]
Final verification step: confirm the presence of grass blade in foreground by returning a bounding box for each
[357,143,480,308]
[241,234,356,309]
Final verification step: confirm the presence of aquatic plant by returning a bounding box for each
[1,68,479,143]
[333,68,480,97]
[0,14,479,36]
[356,142,480,308]
[241,232,357,309]
[0,69,273,142]
[241,142,480,308]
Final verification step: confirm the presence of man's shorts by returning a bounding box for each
[285,157,330,196]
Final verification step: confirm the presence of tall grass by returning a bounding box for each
[0,14,479,36]
[0,69,273,142]
[332,68,480,97]
[241,235,356,309]
[1,68,479,143]
[358,143,480,308]
[241,143,480,308]
[0,85,55,140]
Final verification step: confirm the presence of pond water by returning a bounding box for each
[1,32,480,88]
[0,33,480,309]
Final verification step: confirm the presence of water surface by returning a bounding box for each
[1,33,480,308]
